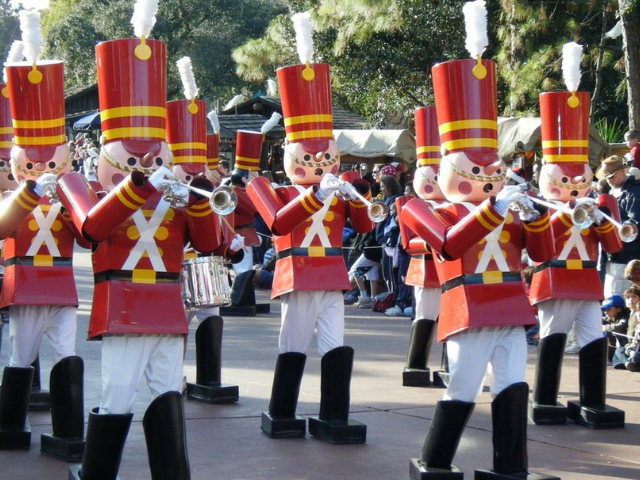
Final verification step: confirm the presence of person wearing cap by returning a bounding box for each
[56,12,224,478]
[528,43,625,429]
[400,3,555,476]
[0,10,90,456]
[601,294,630,363]
[246,12,373,444]
[395,105,445,387]
[596,155,640,298]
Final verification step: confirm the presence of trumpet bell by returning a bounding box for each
[619,221,638,243]
[368,202,389,223]
[570,204,595,230]
[210,186,237,216]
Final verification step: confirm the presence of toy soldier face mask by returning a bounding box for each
[284,138,340,186]
[413,165,444,201]
[437,151,506,203]
[539,163,592,202]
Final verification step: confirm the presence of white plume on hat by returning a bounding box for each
[261,112,282,134]
[462,0,488,58]
[19,10,43,64]
[3,40,25,82]
[562,42,583,92]
[177,56,198,100]
[266,78,278,96]
[131,0,159,38]
[291,11,313,64]
[207,110,220,135]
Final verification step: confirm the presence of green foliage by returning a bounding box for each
[0,0,19,63]
[594,116,627,144]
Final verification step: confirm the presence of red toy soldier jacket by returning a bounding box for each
[0,182,89,307]
[57,172,221,338]
[232,186,260,247]
[528,195,622,304]
[400,198,555,341]
[247,176,373,298]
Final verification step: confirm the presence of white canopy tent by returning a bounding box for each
[334,129,416,164]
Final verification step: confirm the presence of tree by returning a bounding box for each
[0,0,19,63]
[41,0,288,105]
[618,0,640,129]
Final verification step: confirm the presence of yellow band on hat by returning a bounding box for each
[173,155,206,164]
[417,158,439,167]
[542,140,588,148]
[0,127,13,134]
[284,114,332,127]
[286,129,333,142]
[543,154,587,163]
[417,146,441,155]
[101,106,166,121]
[439,119,497,135]
[169,142,207,151]
[13,118,65,129]
[102,127,167,141]
[0,141,12,148]
[442,138,498,151]
[14,134,66,146]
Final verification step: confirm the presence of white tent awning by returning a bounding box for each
[334,129,416,163]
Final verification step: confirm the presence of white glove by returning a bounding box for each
[516,196,539,222]
[229,233,245,252]
[148,166,176,191]
[172,184,190,205]
[34,173,57,197]
[494,185,525,216]
[316,173,341,202]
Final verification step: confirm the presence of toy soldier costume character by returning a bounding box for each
[528,42,625,429]
[399,2,557,478]
[57,3,223,479]
[247,12,374,444]
[0,11,87,460]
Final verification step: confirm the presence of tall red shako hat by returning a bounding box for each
[276,11,333,156]
[234,112,281,174]
[166,57,206,175]
[5,11,66,163]
[432,0,498,166]
[539,42,589,177]
[206,110,220,172]
[414,106,441,170]
[95,0,167,158]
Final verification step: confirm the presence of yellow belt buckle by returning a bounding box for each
[131,269,156,284]
[565,259,583,270]
[307,246,325,257]
[482,271,503,284]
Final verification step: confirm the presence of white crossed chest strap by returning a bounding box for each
[26,203,62,257]
[294,185,333,248]
[121,199,170,272]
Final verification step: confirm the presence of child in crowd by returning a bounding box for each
[601,295,630,363]
[612,286,640,370]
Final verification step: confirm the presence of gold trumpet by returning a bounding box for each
[325,177,389,223]
[524,196,638,243]
[162,179,238,215]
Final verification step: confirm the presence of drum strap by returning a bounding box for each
[94,269,180,285]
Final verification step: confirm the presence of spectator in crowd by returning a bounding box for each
[612,286,640,369]
[624,129,640,169]
[348,229,382,309]
[625,259,640,287]
[596,155,640,297]
[254,246,276,289]
[601,295,630,363]
[382,201,413,317]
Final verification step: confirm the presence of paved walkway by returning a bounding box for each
[1,249,639,479]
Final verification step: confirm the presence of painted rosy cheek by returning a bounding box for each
[111,173,125,187]
[458,181,472,195]
[294,167,306,178]
[550,188,561,198]
[423,184,433,195]
[331,165,339,175]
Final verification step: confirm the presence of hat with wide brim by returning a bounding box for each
[595,156,625,180]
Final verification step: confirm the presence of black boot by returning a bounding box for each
[432,341,449,388]
[309,346,366,444]
[186,316,238,404]
[529,333,568,425]
[410,399,474,480]
[143,392,190,480]
[403,319,436,387]
[262,352,307,438]
[29,355,51,411]
[476,382,560,480]
[68,408,133,480]
[567,337,625,429]
[41,356,85,462]
[0,366,34,449]
[222,270,258,316]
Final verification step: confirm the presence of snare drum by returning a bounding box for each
[181,256,231,310]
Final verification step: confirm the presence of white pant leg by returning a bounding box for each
[43,305,77,365]
[8,305,46,368]
[573,300,605,346]
[187,307,220,325]
[100,335,150,414]
[444,326,526,402]
[315,291,344,355]
[414,287,440,320]
[145,335,185,399]
[232,246,253,275]
[537,298,581,339]
[279,291,319,354]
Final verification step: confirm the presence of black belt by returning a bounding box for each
[533,260,597,274]
[276,247,343,260]
[412,254,433,261]
[441,272,522,293]
[94,269,180,285]
[5,256,72,267]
